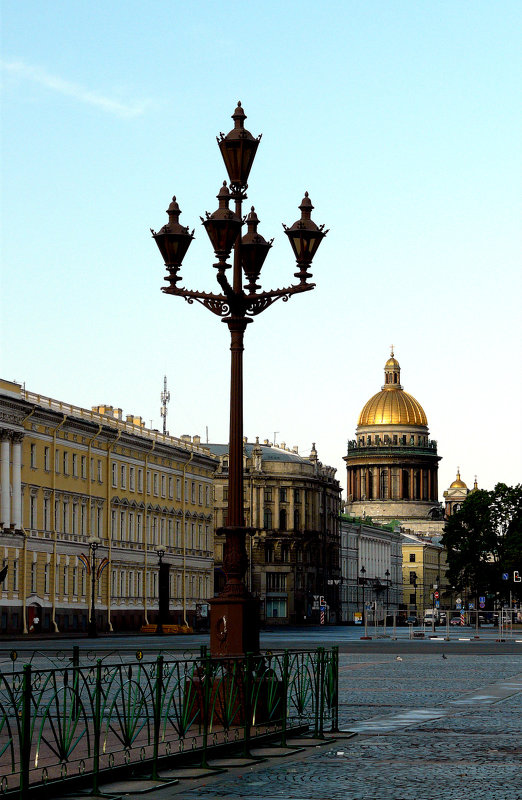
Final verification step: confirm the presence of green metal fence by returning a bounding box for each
[0,646,338,798]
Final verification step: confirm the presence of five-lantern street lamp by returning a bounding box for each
[87,535,101,638]
[152,102,327,656]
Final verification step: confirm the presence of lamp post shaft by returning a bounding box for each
[88,546,97,638]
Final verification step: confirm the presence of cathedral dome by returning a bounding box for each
[449,469,467,490]
[357,352,428,428]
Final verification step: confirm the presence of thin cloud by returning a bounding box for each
[2,60,148,118]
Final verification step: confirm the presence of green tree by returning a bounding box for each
[441,483,522,601]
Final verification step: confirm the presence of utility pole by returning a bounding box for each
[160,375,170,435]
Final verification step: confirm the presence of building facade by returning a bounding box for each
[344,352,444,536]
[401,530,451,617]
[208,438,342,625]
[0,380,217,634]
[340,516,402,623]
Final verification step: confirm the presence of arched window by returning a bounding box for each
[279,508,287,531]
[367,470,373,499]
[263,507,272,530]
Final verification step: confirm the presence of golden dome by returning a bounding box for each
[357,351,428,427]
[450,469,468,490]
[358,388,428,427]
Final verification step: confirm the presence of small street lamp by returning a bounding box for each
[385,569,391,620]
[360,565,366,613]
[87,535,101,638]
[152,102,327,656]
[155,546,166,636]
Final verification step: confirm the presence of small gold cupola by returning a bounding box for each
[383,347,401,388]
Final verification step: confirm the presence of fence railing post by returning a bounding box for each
[313,648,321,738]
[242,653,253,757]
[92,659,102,796]
[331,646,339,732]
[19,664,32,800]
[318,647,325,739]
[152,655,164,781]
[280,650,289,747]
[200,653,212,769]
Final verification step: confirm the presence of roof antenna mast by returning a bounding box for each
[160,375,171,435]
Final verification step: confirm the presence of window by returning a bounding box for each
[266,597,287,619]
[176,478,181,500]
[409,571,417,585]
[72,567,78,596]
[294,508,300,530]
[12,560,18,591]
[44,563,50,594]
[30,495,37,529]
[80,504,86,535]
[72,503,78,534]
[294,489,300,504]
[168,519,173,547]
[129,513,134,542]
[198,484,203,504]
[205,485,210,506]
[147,471,151,494]
[120,511,126,541]
[266,573,287,591]
[62,502,68,534]
[90,457,95,480]
[44,446,50,471]
[137,514,142,542]
[30,444,37,468]
[97,460,102,481]
[153,473,159,496]
[168,476,173,499]
[409,553,416,562]
[191,481,196,503]
[31,561,37,593]
[112,463,117,488]
[176,520,181,547]
[121,465,126,489]
[72,453,78,477]
[279,488,287,502]
[129,467,135,491]
[63,451,69,475]
[263,507,272,530]
[138,468,143,493]
[409,593,416,605]
[265,543,274,563]
[161,474,166,497]
[44,498,50,531]
[279,508,287,531]
[81,455,86,478]
[264,487,273,502]
[223,486,228,502]
[281,544,290,563]
[55,449,60,473]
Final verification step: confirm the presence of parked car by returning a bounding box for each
[450,616,463,626]
[405,615,418,625]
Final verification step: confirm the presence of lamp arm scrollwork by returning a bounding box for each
[246,281,315,317]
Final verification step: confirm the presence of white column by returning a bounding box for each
[12,435,23,529]
[1,434,10,528]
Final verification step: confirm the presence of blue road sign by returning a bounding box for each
[456,602,462,609]
[479,596,485,603]
[502,573,509,580]
[435,600,440,608]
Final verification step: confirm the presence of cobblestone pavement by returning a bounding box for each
[150,653,522,800]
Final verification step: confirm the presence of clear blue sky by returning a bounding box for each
[2,1,521,497]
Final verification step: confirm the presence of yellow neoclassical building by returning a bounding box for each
[0,379,217,634]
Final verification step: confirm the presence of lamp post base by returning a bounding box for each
[209,595,259,657]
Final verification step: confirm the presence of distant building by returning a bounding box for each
[0,379,216,634]
[400,530,452,617]
[344,351,444,536]
[208,438,342,625]
[443,469,479,517]
[340,516,402,623]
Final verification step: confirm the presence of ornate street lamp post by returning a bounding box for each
[152,103,327,656]
[156,545,166,636]
[360,565,366,615]
[87,535,101,638]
